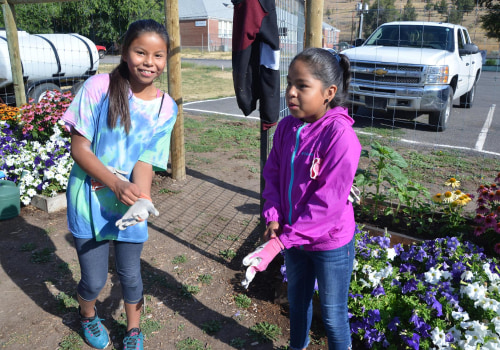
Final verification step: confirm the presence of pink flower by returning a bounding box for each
[495,243,500,254]
[494,190,500,202]
[479,189,490,200]
[474,214,485,224]
[477,184,489,193]
[474,225,486,236]
[484,214,498,229]
[496,222,500,234]
[495,172,500,184]
[476,205,490,215]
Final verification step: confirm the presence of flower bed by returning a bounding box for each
[352,227,500,349]
[0,91,73,205]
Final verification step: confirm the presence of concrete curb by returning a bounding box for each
[31,193,66,213]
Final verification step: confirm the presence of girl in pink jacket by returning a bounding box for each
[243,47,361,350]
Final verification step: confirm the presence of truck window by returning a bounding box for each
[366,24,454,52]
[458,29,465,50]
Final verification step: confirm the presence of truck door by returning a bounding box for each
[457,28,473,97]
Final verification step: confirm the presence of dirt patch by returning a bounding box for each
[0,114,329,350]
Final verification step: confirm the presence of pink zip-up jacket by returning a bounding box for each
[262,107,361,251]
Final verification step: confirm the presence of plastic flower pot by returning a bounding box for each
[0,171,20,220]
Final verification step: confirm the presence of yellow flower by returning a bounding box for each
[455,194,471,206]
[445,178,460,188]
[432,193,443,203]
[442,191,455,203]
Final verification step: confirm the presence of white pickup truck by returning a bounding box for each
[342,21,482,131]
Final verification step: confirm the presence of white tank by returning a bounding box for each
[0,30,100,89]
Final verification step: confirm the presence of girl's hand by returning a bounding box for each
[263,221,281,241]
[112,180,142,206]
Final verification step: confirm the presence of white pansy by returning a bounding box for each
[26,188,37,197]
[386,247,396,260]
[452,311,470,321]
[352,259,359,271]
[431,327,447,348]
[461,282,487,300]
[448,325,462,341]
[461,270,474,281]
[484,263,500,283]
[492,316,500,335]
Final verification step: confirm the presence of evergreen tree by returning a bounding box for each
[401,0,418,21]
[363,0,399,38]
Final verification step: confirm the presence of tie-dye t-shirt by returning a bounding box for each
[62,74,177,242]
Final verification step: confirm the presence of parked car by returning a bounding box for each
[95,44,107,59]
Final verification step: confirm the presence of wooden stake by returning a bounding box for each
[305,0,324,48]
[2,0,26,106]
[165,0,186,180]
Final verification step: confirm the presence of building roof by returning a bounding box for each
[179,0,234,21]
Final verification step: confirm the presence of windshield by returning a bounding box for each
[364,24,454,52]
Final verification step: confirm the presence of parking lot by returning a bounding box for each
[186,70,500,158]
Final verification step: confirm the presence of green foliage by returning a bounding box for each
[3,0,164,44]
[219,249,236,260]
[249,322,282,343]
[197,273,213,285]
[363,0,399,37]
[56,292,79,312]
[58,331,83,350]
[176,337,211,350]
[30,248,54,264]
[481,4,500,40]
[401,0,418,21]
[20,242,36,252]
[180,284,200,299]
[172,254,187,264]
[234,294,252,309]
[229,337,246,348]
[141,317,163,338]
[355,141,409,220]
[201,320,222,334]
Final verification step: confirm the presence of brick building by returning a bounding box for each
[179,0,234,51]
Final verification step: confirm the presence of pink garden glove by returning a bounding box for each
[241,237,285,289]
[115,194,159,230]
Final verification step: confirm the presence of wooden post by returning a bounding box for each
[305,0,324,48]
[2,0,26,106]
[164,0,186,180]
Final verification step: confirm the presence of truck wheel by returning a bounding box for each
[98,50,106,59]
[28,83,60,103]
[428,89,453,132]
[459,82,475,108]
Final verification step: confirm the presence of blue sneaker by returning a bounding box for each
[123,328,144,350]
[79,307,110,349]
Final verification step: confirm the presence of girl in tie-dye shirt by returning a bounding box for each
[62,19,176,350]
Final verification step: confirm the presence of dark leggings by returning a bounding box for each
[73,237,144,304]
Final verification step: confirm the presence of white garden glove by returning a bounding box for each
[241,237,284,289]
[115,195,159,230]
[106,165,129,182]
[348,185,361,205]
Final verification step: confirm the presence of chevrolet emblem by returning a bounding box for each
[374,68,388,76]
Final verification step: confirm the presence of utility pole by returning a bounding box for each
[356,1,369,39]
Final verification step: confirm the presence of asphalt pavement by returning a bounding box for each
[99,55,500,157]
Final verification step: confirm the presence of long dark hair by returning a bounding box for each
[107,19,170,134]
[290,47,351,108]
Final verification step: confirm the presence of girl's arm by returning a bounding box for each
[70,131,141,206]
[130,160,154,198]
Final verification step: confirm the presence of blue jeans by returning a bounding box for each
[73,237,144,304]
[285,238,354,350]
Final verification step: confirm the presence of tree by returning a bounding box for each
[401,0,417,21]
[0,0,164,45]
[363,0,399,38]
[480,2,500,40]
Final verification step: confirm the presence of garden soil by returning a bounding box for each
[0,114,330,350]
